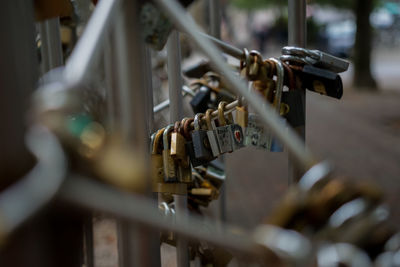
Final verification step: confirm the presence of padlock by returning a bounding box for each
[176,118,192,183]
[190,85,211,114]
[151,128,165,187]
[215,102,233,154]
[282,90,305,128]
[170,121,187,164]
[192,113,216,162]
[163,124,177,183]
[300,64,343,99]
[235,96,248,129]
[244,113,268,150]
[205,109,221,157]
[281,46,349,73]
[183,117,209,167]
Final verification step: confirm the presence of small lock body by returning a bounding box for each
[170,131,187,163]
[192,130,215,161]
[235,106,248,129]
[245,114,283,152]
[186,141,209,167]
[228,124,245,151]
[282,90,305,128]
[190,86,211,114]
[177,163,192,183]
[207,130,221,157]
[300,65,343,99]
[215,126,233,154]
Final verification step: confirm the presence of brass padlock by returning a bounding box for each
[235,97,248,129]
[163,124,177,183]
[151,128,165,188]
[170,121,187,163]
[176,118,192,183]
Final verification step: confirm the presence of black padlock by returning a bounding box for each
[300,65,343,99]
[282,90,305,128]
[190,86,211,114]
[183,61,212,79]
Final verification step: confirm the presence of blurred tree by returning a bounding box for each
[317,0,378,90]
[232,0,379,90]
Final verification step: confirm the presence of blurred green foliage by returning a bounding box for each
[231,0,381,10]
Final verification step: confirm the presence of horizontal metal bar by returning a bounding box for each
[198,32,243,60]
[59,175,257,257]
[153,85,194,113]
[155,0,316,171]
[64,0,118,86]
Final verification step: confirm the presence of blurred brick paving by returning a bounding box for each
[224,89,400,228]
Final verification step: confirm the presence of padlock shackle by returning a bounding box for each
[270,58,284,114]
[183,117,194,140]
[193,113,204,131]
[153,128,165,154]
[218,101,227,126]
[163,124,174,150]
[205,109,214,130]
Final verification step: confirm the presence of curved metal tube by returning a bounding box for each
[0,126,67,240]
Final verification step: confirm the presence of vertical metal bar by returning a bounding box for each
[167,31,184,123]
[208,0,226,224]
[104,28,119,129]
[167,31,190,267]
[115,0,158,266]
[288,0,307,185]
[209,0,221,39]
[39,17,63,73]
[144,45,162,267]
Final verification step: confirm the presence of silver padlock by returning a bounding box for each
[281,46,349,73]
[205,109,221,157]
[215,102,233,154]
[244,113,268,150]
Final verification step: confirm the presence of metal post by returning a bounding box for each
[209,0,221,39]
[208,0,226,224]
[114,0,158,266]
[288,0,307,184]
[39,17,63,73]
[167,30,190,267]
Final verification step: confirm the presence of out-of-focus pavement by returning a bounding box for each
[224,47,400,228]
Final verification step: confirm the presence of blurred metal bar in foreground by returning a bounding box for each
[288,0,307,184]
[167,30,190,267]
[198,32,243,60]
[209,0,221,39]
[64,0,118,85]
[60,175,256,256]
[155,0,316,172]
[39,17,63,73]
[114,0,159,265]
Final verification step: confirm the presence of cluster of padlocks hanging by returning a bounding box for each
[151,45,350,210]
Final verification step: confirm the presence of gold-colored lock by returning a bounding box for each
[235,96,248,128]
[151,128,165,187]
[175,118,192,183]
[170,121,187,162]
